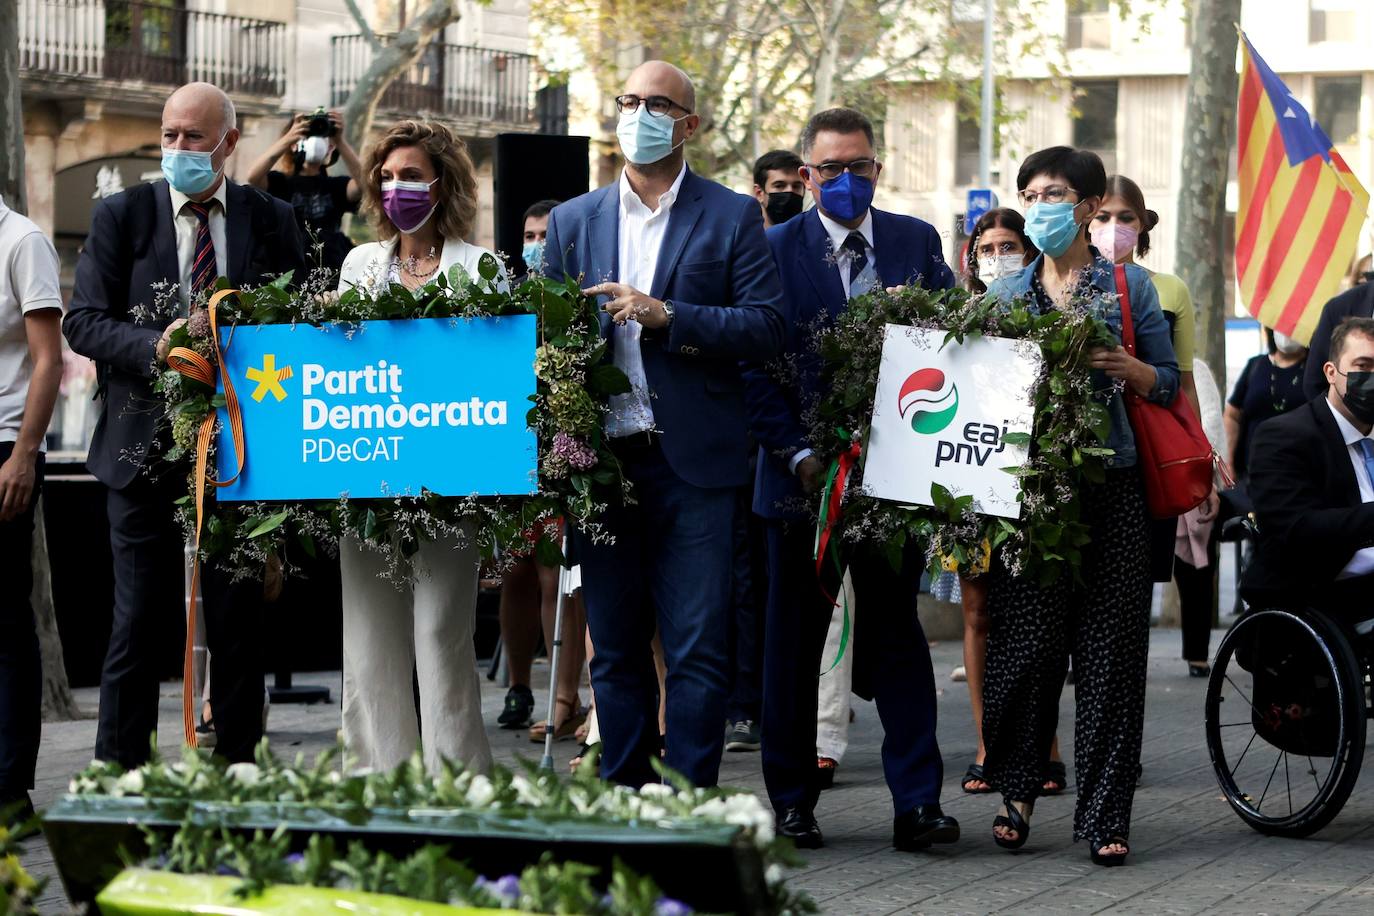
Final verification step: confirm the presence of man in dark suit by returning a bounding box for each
[541,60,784,789]
[1246,316,1374,610]
[64,82,305,767]
[1302,279,1374,399]
[743,107,959,850]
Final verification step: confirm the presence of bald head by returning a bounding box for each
[626,60,696,113]
[162,82,239,199]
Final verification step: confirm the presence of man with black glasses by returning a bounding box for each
[744,107,958,850]
[540,60,785,789]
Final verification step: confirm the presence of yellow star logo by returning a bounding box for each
[245,354,294,403]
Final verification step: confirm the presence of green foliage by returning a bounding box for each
[801,283,1117,584]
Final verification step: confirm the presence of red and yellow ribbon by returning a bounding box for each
[166,289,248,748]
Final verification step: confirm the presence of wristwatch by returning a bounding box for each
[661,299,675,327]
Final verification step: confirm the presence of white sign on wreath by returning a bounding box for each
[862,324,1041,519]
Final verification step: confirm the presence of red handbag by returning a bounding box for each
[1114,264,1214,519]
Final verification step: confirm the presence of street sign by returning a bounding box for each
[964,189,998,235]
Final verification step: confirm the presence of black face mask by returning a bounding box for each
[1341,370,1374,424]
[765,191,804,226]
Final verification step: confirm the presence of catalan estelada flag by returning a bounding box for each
[1236,35,1369,344]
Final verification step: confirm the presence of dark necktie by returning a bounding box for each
[843,231,875,299]
[186,201,217,296]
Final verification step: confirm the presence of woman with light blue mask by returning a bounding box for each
[978,146,1180,867]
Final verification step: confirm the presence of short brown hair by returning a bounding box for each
[1330,317,1374,365]
[362,119,478,242]
[801,108,875,158]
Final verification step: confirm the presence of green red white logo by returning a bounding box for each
[897,368,959,434]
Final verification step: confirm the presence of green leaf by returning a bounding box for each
[540,295,576,340]
[246,510,290,539]
[534,535,564,568]
[477,253,500,282]
[1000,431,1031,447]
[587,364,631,395]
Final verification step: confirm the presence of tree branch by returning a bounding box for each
[342,0,384,52]
[342,0,458,148]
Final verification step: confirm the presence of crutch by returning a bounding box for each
[540,530,571,771]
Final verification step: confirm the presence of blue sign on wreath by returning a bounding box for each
[215,316,539,501]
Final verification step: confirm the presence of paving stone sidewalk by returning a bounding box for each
[18,627,1374,914]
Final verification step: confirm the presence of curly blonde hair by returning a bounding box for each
[362,119,478,242]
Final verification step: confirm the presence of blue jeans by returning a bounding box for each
[574,440,735,788]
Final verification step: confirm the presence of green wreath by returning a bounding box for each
[802,284,1118,586]
[152,254,630,578]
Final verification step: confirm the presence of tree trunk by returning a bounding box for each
[31,499,82,720]
[341,0,460,150]
[1174,0,1241,399]
[0,0,26,211]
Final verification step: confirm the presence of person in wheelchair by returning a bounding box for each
[1242,316,1374,612]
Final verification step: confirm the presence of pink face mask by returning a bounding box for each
[380,178,438,234]
[1090,221,1139,262]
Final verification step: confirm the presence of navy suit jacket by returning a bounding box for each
[65,179,305,489]
[744,207,955,520]
[542,168,786,489]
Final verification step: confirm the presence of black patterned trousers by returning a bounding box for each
[981,468,1153,843]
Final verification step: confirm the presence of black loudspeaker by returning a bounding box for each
[494,133,591,276]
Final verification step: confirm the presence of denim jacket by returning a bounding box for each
[985,252,1180,469]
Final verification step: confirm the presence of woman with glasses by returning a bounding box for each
[979,147,1179,866]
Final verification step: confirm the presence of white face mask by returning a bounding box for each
[978,254,1024,285]
[300,136,330,165]
[1272,330,1306,355]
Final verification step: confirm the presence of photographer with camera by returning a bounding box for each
[246,108,363,273]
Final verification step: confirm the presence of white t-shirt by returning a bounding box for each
[0,196,63,446]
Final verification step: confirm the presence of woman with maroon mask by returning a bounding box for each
[335,120,507,776]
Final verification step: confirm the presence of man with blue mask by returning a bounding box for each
[65,82,304,770]
[540,60,785,790]
[743,107,959,851]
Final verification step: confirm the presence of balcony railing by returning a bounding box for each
[330,35,536,126]
[20,0,287,97]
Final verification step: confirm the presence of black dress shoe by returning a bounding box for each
[893,803,960,850]
[776,805,824,849]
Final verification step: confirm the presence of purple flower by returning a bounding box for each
[552,432,597,472]
[655,899,692,916]
[476,874,522,903]
[284,853,304,865]
[187,308,212,339]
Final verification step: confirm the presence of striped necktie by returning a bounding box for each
[843,231,877,299]
[1358,439,1374,497]
[186,201,217,297]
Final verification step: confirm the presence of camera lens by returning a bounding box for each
[306,113,335,137]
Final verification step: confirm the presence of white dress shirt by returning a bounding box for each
[1326,398,1374,579]
[169,180,229,314]
[606,164,686,438]
[789,210,877,473]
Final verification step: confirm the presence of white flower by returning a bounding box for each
[766,864,783,885]
[510,775,543,807]
[639,783,675,798]
[465,774,495,808]
[226,763,261,787]
[115,771,145,796]
[637,802,667,821]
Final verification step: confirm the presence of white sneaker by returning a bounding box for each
[951,665,967,682]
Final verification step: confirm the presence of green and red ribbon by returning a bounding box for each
[812,433,862,673]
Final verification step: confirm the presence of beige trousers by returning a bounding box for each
[340,530,492,775]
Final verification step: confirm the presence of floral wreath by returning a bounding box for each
[152,254,631,579]
[799,283,1118,586]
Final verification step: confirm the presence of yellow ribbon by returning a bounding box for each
[167,289,248,748]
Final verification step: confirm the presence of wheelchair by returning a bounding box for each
[1204,516,1372,837]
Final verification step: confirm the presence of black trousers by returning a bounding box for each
[726,487,765,724]
[0,443,42,798]
[95,471,266,767]
[1174,537,1218,663]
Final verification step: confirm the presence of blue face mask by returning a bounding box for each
[817,171,875,223]
[1024,201,1084,257]
[523,240,545,272]
[616,107,685,165]
[161,132,227,196]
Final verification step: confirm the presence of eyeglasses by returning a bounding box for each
[614,94,693,117]
[1018,185,1079,207]
[805,158,878,181]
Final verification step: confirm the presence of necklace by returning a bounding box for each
[398,247,439,280]
[1268,355,1305,413]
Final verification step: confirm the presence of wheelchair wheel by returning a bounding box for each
[1205,608,1366,837]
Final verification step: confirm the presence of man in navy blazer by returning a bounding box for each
[541,60,785,788]
[743,108,959,850]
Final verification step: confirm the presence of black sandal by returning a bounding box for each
[992,797,1031,851]
[1042,760,1067,795]
[962,762,994,794]
[1090,835,1130,867]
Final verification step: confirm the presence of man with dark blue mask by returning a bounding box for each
[743,107,958,850]
[540,61,785,789]
[65,82,304,768]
